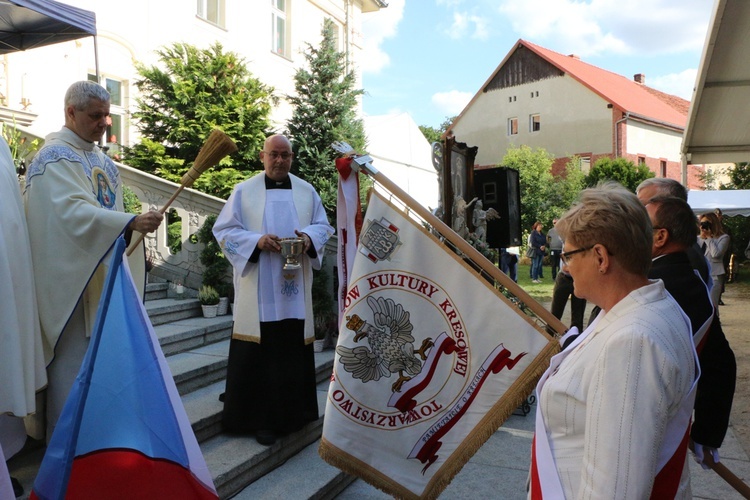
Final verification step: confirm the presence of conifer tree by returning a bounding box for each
[286,18,366,217]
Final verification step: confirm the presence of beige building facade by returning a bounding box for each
[0,0,386,147]
[448,40,704,189]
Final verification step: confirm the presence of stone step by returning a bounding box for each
[182,349,336,444]
[154,315,233,356]
[167,339,230,396]
[145,297,205,326]
[202,381,334,499]
[230,439,355,500]
[145,281,169,301]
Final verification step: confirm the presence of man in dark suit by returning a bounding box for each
[645,195,736,469]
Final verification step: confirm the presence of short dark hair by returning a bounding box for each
[648,196,698,249]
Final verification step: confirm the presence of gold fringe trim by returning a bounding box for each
[231,332,315,345]
[231,333,260,343]
[319,339,560,499]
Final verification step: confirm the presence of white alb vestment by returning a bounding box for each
[0,136,47,458]
[535,281,698,498]
[213,173,333,342]
[24,127,145,438]
[0,137,46,418]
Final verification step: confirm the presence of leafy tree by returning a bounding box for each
[286,18,366,217]
[584,157,654,192]
[720,163,750,261]
[124,42,276,199]
[699,165,725,190]
[721,162,750,190]
[551,156,586,216]
[419,116,455,144]
[501,145,556,232]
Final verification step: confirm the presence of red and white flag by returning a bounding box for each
[336,156,362,326]
[321,190,555,499]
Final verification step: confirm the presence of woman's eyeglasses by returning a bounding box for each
[560,245,594,265]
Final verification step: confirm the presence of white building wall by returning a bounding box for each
[452,74,613,165]
[626,120,683,161]
[2,0,375,142]
[364,113,438,209]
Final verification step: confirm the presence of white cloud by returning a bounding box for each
[361,0,406,74]
[496,0,711,57]
[432,90,474,116]
[446,11,490,40]
[649,68,698,100]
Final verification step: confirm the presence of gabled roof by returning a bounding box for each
[448,39,689,135]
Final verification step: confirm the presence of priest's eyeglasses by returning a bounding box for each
[560,245,594,265]
[264,151,293,161]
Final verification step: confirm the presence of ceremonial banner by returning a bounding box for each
[31,237,217,500]
[320,191,556,499]
[336,156,363,326]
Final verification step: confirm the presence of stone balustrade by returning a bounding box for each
[118,163,339,302]
[118,163,227,290]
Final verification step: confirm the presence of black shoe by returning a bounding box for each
[11,477,23,498]
[218,392,225,402]
[719,300,725,306]
[256,429,277,446]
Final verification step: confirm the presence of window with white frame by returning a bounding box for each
[272,0,288,57]
[530,114,540,132]
[88,74,127,156]
[197,0,225,28]
[508,117,518,136]
[580,156,591,174]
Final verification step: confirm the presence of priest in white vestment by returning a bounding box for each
[213,134,333,446]
[24,81,163,441]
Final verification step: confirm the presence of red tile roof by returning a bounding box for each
[521,40,688,129]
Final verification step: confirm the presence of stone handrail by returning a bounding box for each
[118,163,227,290]
[119,163,339,301]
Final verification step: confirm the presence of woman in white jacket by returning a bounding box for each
[699,212,731,309]
[530,183,697,499]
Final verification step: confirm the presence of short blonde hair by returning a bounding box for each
[557,182,652,276]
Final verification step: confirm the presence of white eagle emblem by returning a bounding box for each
[336,296,434,392]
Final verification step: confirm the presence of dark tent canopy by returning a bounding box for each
[0,0,95,54]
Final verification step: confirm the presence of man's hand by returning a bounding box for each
[692,439,720,470]
[258,234,281,253]
[295,230,312,253]
[129,210,164,234]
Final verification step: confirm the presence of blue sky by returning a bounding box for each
[361,0,716,128]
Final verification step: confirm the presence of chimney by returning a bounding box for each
[568,54,580,60]
[634,73,646,84]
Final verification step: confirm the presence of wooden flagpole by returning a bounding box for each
[690,442,750,498]
[333,142,567,338]
[126,129,238,256]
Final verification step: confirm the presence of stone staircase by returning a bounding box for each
[8,280,355,500]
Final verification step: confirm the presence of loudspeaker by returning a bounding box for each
[473,167,521,248]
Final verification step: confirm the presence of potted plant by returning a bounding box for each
[196,214,232,314]
[312,263,335,352]
[198,285,220,318]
